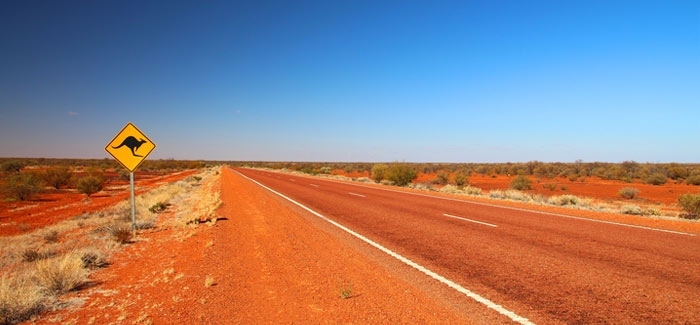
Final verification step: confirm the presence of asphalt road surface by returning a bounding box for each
[233,167,700,324]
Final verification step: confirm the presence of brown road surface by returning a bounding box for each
[234,167,700,324]
[198,166,506,323]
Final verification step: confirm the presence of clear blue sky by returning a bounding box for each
[1,0,698,163]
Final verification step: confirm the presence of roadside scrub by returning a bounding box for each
[0,166,222,324]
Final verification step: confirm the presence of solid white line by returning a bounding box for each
[444,213,498,228]
[348,192,366,198]
[235,169,534,325]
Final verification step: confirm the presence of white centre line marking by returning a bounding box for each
[444,213,498,228]
[348,192,366,198]
[236,169,534,325]
[309,184,319,187]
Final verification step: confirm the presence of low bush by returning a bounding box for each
[678,193,700,219]
[76,176,103,197]
[386,164,417,187]
[510,175,532,190]
[106,224,133,244]
[42,230,60,243]
[0,161,24,174]
[618,187,640,199]
[42,166,72,189]
[371,164,389,183]
[149,201,169,214]
[685,175,700,186]
[1,172,45,201]
[22,249,55,263]
[79,250,109,269]
[645,173,668,185]
[453,172,468,187]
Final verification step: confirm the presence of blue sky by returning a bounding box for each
[1,1,698,163]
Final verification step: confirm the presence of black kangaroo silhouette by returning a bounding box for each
[112,136,148,157]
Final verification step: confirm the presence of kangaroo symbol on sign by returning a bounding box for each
[112,136,148,157]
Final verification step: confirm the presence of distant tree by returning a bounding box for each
[1,172,45,201]
[1,160,25,174]
[510,175,532,190]
[678,193,700,219]
[43,166,72,189]
[453,172,469,187]
[645,173,668,185]
[76,176,103,197]
[386,164,417,186]
[371,164,389,183]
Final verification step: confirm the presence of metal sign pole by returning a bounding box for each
[130,172,136,231]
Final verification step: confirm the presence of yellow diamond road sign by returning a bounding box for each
[105,122,156,173]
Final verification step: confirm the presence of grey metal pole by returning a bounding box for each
[130,172,136,231]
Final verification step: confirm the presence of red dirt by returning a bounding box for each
[32,167,496,324]
[14,167,700,323]
[367,171,699,208]
[0,170,196,237]
[464,174,697,207]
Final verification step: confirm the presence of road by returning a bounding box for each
[233,167,700,324]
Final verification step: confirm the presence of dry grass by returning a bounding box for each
[33,251,88,294]
[0,166,224,323]
[0,274,44,324]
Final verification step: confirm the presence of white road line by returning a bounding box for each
[348,192,366,198]
[312,179,696,237]
[444,213,498,228]
[235,169,534,325]
[309,184,319,187]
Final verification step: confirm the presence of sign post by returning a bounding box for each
[105,122,156,230]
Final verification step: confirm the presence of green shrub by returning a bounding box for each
[678,193,700,219]
[510,175,532,190]
[1,172,45,201]
[386,164,417,187]
[42,166,72,189]
[645,173,668,185]
[0,160,24,174]
[149,201,169,214]
[685,175,700,186]
[76,176,103,197]
[371,164,389,183]
[618,187,640,199]
[668,166,689,180]
[453,172,468,187]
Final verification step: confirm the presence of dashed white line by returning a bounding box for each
[312,178,696,237]
[444,213,498,228]
[348,192,366,198]
[236,169,534,325]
